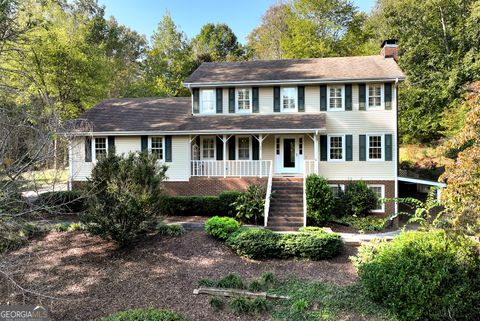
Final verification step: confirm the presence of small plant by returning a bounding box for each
[305,174,335,225]
[156,223,186,237]
[250,297,271,313]
[67,222,84,232]
[261,271,276,286]
[335,216,388,232]
[100,307,187,321]
[53,223,70,232]
[209,297,225,311]
[233,184,266,224]
[291,298,309,313]
[248,280,264,292]
[198,278,216,287]
[342,181,378,217]
[217,273,246,289]
[205,216,240,240]
[230,297,252,315]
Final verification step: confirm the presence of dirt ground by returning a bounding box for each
[0,231,358,321]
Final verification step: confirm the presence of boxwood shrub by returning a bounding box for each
[101,308,187,321]
[305,174,335,225]
[35,190,87,213]
[158,191,242,217]
[353,230,480,321]
[205,216,240,240]
[226,228,282,259]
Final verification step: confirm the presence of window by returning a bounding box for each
[329,184,345,198]
[327,85,344,110]
[299,137,303,155]
[150,136,164,160]
[368,184,385,212]
[201,137,215,160]
[237,136,251,160]
[276,137,280,155]
[94,137,107,161]
[236,88,251,112]
[367,134,384,161]
[367,84,383,110]
[200,89,215,113]
[328,135,345,161]
[281,87,297,111]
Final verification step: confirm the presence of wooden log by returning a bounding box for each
[193,287,290,300]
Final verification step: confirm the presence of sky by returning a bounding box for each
[98,0,376,44]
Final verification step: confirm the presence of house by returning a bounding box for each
[69,39,405,230]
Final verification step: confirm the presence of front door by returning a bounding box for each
[283,139,296,169]
[276,136,303,174]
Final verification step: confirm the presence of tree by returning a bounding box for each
[440,82,480,236]
[140,13,194,97]
[192,23,245,62]
[247,3,290,60]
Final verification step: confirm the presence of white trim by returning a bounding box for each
[366,83,384,110]
[280,86,298,112]
[184,77,406,87]
[327,84,345,111]
[235,88,252,114]
[397,176,446,188]
[368,184,385,212]
[199,88,216,114]
[236,135,252,160]
[74,128,327,136]
[327,134,346,162]
[92,137,108,162]
[148,136,165,161]
[200,136,216,160]
[366,133,384,161]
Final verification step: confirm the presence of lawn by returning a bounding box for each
[0,230,385,321]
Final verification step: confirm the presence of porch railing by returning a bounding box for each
[191,160,271,178]
[263,160,274,227]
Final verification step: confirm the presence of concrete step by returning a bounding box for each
[272,181,303,186]
[272,177,303,182]
[268,217,304,224]
[266,226,301,232]
[270,205,303,211]
[271,186,303,191]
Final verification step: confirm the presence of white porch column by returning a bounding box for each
[223,134,227,178]
[259,134,263,178]
[313,133,319,174]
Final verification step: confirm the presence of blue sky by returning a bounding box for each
[98,0,376,44]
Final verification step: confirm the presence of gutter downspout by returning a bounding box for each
[394,77,399,228]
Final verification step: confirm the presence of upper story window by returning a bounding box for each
[149,136,164,160]
[367,134,384,161]
[368,184,385,212]
[200,89,215,114]
[327,85,344,111]
[237,136,251,160]
[94,137,107,161]
[201,137,216,160]
[281,87,297,112]
[328,135,345,161]
[367,84,383,110]
[236,88,251,113]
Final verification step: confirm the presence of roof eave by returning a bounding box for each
[69,128,327,136]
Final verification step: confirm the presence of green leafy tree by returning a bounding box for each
[192,23,245,62]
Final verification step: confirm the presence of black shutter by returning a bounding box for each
[193,88,200,114]
[359,135,366,161]
[252,137,259,160]
[273,86,280,112]
[320,85,327,111]
[252,87,259,113]
[108,136,115,155]
[385,134,393,161]
[298,86,305,112]
[345,84,352,111]
[228,137,235,160]
[216,137,223,160]
[346,135,352,161]
[85,137,92,162]
[141,135,148,152]
[384,83,392,110]
[165,135,172,162]
[216,88,223,113]
[359,84,366,111]
[228,88,235,113]
[320,135,327,161]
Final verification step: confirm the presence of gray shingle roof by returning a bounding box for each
[184,56,405,85]
[77,97,326,134]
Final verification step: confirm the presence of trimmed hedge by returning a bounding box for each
[226,227,343,260]
[205,216,240,240]
[353,230,480,321]
[35,190,87,213]
[158,191,242,217]
[305,174,335,225]
[101,308,187,321]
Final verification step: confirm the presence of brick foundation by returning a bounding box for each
[328,180,396,216]
[163,177,268,196]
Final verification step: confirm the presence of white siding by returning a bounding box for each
[165,136,190,181]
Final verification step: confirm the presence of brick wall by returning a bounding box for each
[328,180,396,216]
[162,177,268,196]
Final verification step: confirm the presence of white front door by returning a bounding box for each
[275,136,304,174]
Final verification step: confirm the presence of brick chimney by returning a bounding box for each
[381,39,398,61]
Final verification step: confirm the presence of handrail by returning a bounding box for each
[264,160,273,227]
[191,160,270,177]
[303,160,308,227]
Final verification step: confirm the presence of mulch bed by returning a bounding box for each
[0,231,358,321]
